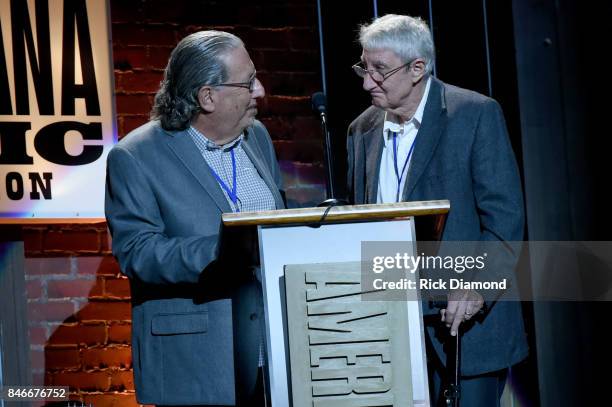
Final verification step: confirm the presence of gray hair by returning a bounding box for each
[359,14,435,74]
[151,31,244,130]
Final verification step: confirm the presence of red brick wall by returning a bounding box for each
[22,1,324,406]
[24,225,136,406]
[113,0,326,207]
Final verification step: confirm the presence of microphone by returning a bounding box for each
[312,91,327,115]
[311,92,345,207]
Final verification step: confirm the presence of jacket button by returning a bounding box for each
[250,313,258,321]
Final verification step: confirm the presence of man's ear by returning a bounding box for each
[410,58,427,83]
[198,86,215,113]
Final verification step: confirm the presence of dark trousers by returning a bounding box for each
[429,363,508,407]
[157,366,267,407]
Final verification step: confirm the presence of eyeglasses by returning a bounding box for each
[352,59,415,84]
[213,72,257,93]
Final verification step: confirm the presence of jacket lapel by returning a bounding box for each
[164,129,232,213]
[242,128,285,209]
[364,111,385,204]
[403,77,447,200]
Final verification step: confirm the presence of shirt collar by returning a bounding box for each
[188,126,243,151]
[382,76,432,140]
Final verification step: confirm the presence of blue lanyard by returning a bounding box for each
[209,149,240,212]
[392,131,417,201]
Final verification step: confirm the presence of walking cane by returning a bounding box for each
[443,329,461,407]
[429,299,462,407]
[441,307,489,406]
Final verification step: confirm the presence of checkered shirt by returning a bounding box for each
[188,126,277,213]
[188,126,274,367]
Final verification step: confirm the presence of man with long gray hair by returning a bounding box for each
[105,30,284,406]
[347,14,527,406]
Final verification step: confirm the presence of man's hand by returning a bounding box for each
[440,289,484,336]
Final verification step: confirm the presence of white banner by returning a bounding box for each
[0,0,116,219]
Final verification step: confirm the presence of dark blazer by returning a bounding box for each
[105,120,284,405]
[347,77,528,375]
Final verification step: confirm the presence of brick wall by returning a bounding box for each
[22,1,324,405]
[24,225,136,406]
[113,0,326,207]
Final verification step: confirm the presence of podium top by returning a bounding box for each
[222,200,449,227]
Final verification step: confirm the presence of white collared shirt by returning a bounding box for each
[377,77,432,203]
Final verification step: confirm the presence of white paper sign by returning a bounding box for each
[0,0,116,218]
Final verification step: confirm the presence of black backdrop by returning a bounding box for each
[314,0,612,405]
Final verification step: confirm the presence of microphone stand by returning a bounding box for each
[312,92,347,208]
[319,111,339,206]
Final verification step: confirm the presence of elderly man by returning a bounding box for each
[347,15,527,406]
[105,31,284,406]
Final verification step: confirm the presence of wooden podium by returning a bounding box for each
[222,200,449,406]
